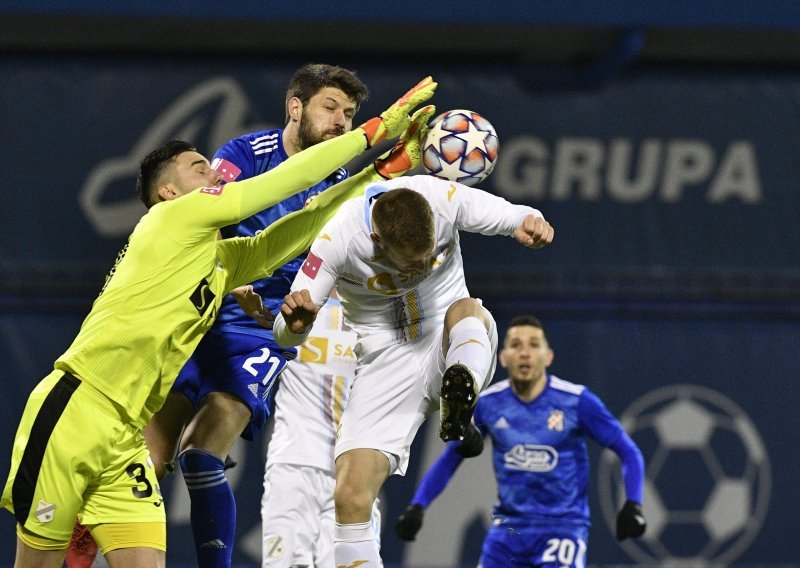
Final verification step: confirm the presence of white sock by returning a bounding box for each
[334,521,383,567]
[445,316,491,382]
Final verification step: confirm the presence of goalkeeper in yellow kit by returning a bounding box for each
[1,78,436,568]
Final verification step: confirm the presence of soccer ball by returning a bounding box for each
[422,109,499,186]
[597,384,771,565]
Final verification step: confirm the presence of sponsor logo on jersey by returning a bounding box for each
[35,500,56,523]
[367,272,397,295]
[189,277,216,315]
[210,158,241,183]
[302,252,323,279]
[505,443,558,472]
[547,409,564,431]
[448,183,457,201]
[199,185,224,196]
[300,336,328,364]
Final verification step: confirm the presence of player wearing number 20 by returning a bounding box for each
[396,315,646,567]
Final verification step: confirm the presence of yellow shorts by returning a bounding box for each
[1,370,165,544]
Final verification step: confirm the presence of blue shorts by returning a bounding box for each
[480,520,588,568]
[172,328,295,440]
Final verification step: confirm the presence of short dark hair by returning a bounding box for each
[506,315,547,341]
[136,139,196,209]
[284,63,369,123]
[372,188,435,255]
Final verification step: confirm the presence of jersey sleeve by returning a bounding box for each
[212,136,258,180]
[160,129,367,236]
[578,389,645,503]
[224,130,366,222]
[410,444,465,509]
[217,165,380,295]
[401,175,542,237]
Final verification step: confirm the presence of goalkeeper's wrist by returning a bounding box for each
[357,117,386,149]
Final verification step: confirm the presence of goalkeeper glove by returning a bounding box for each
[454,422,484,458]
[616,500,646,541]
[395,503,425,541]
[357,76,437,148]
[374,104,436,180]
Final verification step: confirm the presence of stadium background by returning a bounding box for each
[0,1,798,566]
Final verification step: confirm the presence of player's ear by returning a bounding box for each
[499,349,508,369]
[287,97,303,123]
[157,183,178,202]
[369,232,382,246]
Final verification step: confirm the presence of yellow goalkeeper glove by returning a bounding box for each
[357,76,437,148]
[373,105,436,180]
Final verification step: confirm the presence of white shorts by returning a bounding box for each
[336,309,497,475]
[261,463,381,567]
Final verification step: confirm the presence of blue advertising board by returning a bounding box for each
[0,55,798,566]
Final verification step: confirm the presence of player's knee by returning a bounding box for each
[445,298,488,327]
[333,483,374,520]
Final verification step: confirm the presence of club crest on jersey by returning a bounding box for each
[35,500,56,523]
[200,185,224,196]
[302,252,323,279]
[264,535,285,558]
[548,409,564,431]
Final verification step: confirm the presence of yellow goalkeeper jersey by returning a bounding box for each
[54,130,372,428]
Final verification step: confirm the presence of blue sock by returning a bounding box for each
[178,449,236,568]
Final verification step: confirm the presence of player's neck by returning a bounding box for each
[511,374,547,403]
[282,127,301,157]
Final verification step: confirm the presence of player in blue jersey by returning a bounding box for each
[395,315,646,567]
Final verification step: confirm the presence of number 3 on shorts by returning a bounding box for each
[125,462,154,499]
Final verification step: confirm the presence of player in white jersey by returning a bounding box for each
[262,293,380,567]
[273,175,554,566]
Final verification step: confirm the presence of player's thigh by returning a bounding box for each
[262,463,324,567]
[14,528,67,568]
[338,339,435,475]
[80,425,165,551]
[479,523,529,568]
[2,371,121,543]
[532,527,588,568]
[103,542,165,568]
[481,523,588,568]
[196,332,292,441]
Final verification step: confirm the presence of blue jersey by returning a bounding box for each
[211,129,348,337]
[412,374,643,527]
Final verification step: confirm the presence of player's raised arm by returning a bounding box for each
[218,105,436,291]
[513,214,555,249]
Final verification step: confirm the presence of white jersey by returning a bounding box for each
[274,175,538,348]
[267,297,357,473]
